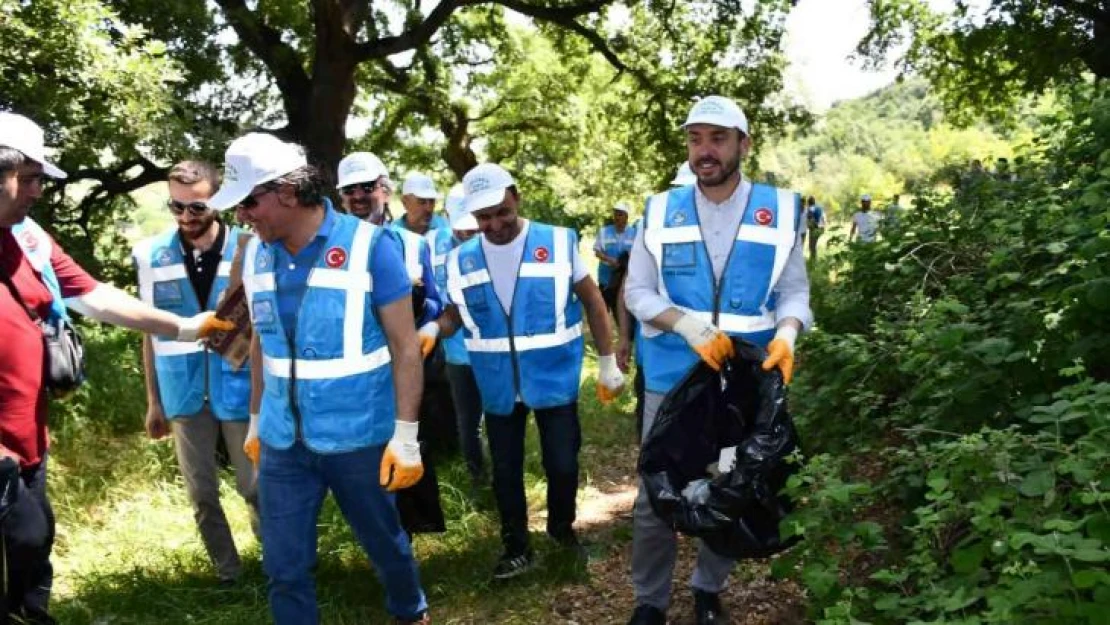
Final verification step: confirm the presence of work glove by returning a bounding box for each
[596,353,626,403]
[177,312,234,342]
[761,325,798,384]
[380,420,424,491]
[673,314,734,371]
[417,321,440,359]
[243,413,260,467]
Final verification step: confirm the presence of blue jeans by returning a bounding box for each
[259,441,427,624]
[445,363,485,480]
[485,402,581,556]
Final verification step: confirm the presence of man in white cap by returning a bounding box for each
[427,163,626,580]
[394,172,449,235]
[0,112,230,624]
[623,95,812,625]
[423,184,486,486]
[593,201,636,314]
[132,159,258,586]
[850,193,878,243]
[217,133,430,625]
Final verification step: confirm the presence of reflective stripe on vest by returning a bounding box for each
[11,218,66,321]
[398,229,424,282]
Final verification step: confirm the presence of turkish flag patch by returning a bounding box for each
[754,208,774,226]
[533,246,550,262]
[325,246,348,268]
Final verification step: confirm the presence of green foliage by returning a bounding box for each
[778,83,1110,623]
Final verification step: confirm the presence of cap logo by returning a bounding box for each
[533,246,550,263]
[224,164,239,183]
[695,100,726,115]
[467,177,491,194]
[343,161,368,174]
[325,246,348,268]
[754,208,774,226]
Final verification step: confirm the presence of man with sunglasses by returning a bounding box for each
[0,112,230,625]
[219,134,429,625]
[131,160,258,586]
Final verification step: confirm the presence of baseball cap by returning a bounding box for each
[613,201,630,215]
[446,184,477,231]
[208,133,306,210]
[861,194,872,201]
[671,162,696,186]
[462,163,514,213]
[0,112,67,179]
[337,152,387,189]
[682,96,749,136]
[401,172,440,199]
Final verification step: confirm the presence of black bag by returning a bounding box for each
[639,339,801,559]
[0,457,19,523]
[1,269,86,396]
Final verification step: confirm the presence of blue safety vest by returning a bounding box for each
[640,183,801,394]
[447,222,584,415]
[10,218,68,322]
[242,211,395,452]
[595,223,635,286]
[133,226,251,420]
[425,227,468,365]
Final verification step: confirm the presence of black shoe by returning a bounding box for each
[627,604,666,625]
[693,589,725,625]
[492,550,536,580]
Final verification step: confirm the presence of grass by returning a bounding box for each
[45,338,640,624]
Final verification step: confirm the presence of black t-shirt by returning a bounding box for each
[181,222,226,308]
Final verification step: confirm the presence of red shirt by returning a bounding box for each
[0,227,99,468]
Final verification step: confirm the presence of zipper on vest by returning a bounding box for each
[480,236,525,399]
[699,189,750,326]
[286,333,303,441]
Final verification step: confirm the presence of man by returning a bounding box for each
[132,160,258,585]
[804,196,827,261]
[393,172,449,234]
[850,194,879,243]
[594,201,636,313]
[623,96,812,625]
[425,184,485,485]
[429,163,626,580]
[217,133,429,625]
[883,194,904,231]
[0,112,227,624]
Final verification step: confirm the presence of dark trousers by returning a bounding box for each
[634,367,646,439]
[1,457,55,625]
[485,402,581,556]
[444,363,485,480]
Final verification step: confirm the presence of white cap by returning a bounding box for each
[613,201,630,215]
[0,113,66,179]
[671,162,696,186]
[337,152,387,189]
[401,172,440,199]
[861,194,872,201]
[446,184,477,231]
[208,133,307,211]
[462,163,514,213]
[682,96,749,136]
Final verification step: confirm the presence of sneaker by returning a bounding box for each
[693,589,725,625]
[492,551,536,580]
[627,604,666,625]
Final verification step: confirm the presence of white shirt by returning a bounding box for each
[480,219,589,315]
[852,211,879,242]
[624,180,813,329]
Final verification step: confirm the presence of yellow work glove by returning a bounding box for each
[417,321,440,359]
[177,311,235,341]
[243,412,260,467]
[673,314,734,371]
[596,353,626,403]
[380,420,424,491]
[761,326,798,384]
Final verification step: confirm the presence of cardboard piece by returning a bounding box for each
[207,232,254,370]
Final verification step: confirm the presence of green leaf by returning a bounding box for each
[950,542,987,574]
[1071,569,1107,589]
[1019,470,1055,497]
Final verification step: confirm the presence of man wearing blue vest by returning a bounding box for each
[624,96,812,625]
[214,133,430,625]
[424,184,486,485]
[429,163,626,580]
[133,160,258,585]
[394,172,450,235]
[594,201,636,313]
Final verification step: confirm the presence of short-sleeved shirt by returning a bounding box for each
[270,206,411,342]
[852,211,879,242]
[0,227,99,468]
[476,219,589,315]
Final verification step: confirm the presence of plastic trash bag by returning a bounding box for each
[639,339,801,559]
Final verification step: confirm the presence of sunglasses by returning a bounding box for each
[237,186,277,210]
[167,200,210,216]
[341,182,378,195]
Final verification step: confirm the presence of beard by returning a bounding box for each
[180,212,218,241]
[695,153,742,188]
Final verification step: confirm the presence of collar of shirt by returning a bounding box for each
[265,199,337,259]
[180,220,226,256]
[693,178,752,214]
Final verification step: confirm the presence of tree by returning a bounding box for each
[860,0,1110,119]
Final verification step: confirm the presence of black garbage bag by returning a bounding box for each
[639,339,801,559]
[396,441,446,535]
[0,456,18,522]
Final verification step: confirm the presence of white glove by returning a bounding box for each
[417,321,440,358]
[596,353,626,402]
[176,311,229,342]
[673,314,734,370]
[380,420,424,491]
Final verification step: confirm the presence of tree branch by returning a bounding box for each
[357,0,467,60]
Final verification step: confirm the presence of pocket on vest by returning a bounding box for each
[662,242,697,276]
